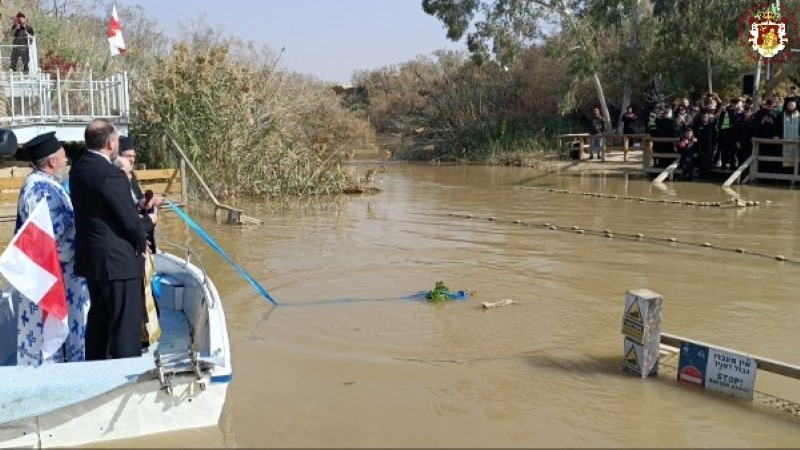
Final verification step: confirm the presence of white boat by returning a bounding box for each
[0,250,232,448]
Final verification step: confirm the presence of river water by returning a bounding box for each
[60,163,800,446]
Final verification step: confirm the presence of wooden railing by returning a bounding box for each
[641,137,680,177]
[748,138,800,185]
[601,133,648,162]
[556,133,648,162]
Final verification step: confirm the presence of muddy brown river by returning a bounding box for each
[18,163,800,447]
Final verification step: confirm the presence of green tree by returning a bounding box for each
[421,0,615,131]
[651,0,752,94]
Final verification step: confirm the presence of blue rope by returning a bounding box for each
[164,200,279,306]
[278,291,470,308]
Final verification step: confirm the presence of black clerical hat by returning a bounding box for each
[23,132,61,161]
[119,136,135,152]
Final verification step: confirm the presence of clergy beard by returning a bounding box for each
[53,165,69,183]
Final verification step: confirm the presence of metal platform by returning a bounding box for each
[0,36,130,143]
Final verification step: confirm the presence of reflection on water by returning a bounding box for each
[16,163,800,447]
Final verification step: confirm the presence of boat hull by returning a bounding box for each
[0,374,228,448]
[0,251,232,448]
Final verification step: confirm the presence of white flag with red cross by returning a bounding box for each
[107,4,126,56]
[0,199,68,359]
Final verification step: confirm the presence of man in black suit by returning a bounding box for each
[70,119,157,360]
[119,136,162,253]
[118,136,143,200]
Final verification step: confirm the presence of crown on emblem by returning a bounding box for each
[755,9,780,22]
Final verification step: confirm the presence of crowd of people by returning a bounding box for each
[14,120,163,365]
[587,89,800,181]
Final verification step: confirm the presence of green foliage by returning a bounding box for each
[349,45,571,161]
[422,0,545,66]
[134,43,373,197]
[425,281,452,303]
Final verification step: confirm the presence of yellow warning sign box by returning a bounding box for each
[621,290,662,379]
[621,290,660,343]
[624,336,658,377]
[623,337,643,375]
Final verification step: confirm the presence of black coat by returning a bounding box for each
[752,108,778,138]
[129,172,157,253]
[130,173,143,201]
[622,113,637,134]
[10,24,33,46]
[694,121,717,155]
[734,114,754,149]
[70,152,153,281]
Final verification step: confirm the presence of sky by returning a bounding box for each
[124,0,465,83]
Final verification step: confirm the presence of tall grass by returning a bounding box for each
[134,43,374,197]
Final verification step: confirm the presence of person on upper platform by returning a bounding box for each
[8,12,34,72]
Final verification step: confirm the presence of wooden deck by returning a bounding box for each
[557,134,800,186]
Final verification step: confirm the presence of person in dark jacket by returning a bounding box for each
[587,107,605,160]
[9,12,33,72]
[118,136,162,253]
[651,109,677,168]
[717,97,742,170]
[622,106,638,134]
[752,100,781,174]
[694,113,717,177]
[734,106,754,170]
[70,119,157,360]
[677,128,699,181]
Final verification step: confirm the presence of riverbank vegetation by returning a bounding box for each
[345,0,800,162]
[11,0,800,187]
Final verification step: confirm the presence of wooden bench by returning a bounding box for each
[555,133,590,160]
[134,168,185,203]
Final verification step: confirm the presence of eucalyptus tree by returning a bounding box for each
[421,0,618,131]
[584,0,646,131]
[650,0,751,95]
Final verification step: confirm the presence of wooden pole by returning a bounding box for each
[167,135,222,206]
[179,158,188,205]
[167,134,261,225]
[723,154,755,187]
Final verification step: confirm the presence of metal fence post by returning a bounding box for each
[89,69,95,118]
[56,69,62,120]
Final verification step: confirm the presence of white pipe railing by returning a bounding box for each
[0,70,130,124]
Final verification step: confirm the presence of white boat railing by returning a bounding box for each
[0,69,130,125]
[0,35,39,75]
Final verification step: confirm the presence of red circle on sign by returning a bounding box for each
[679,366,703,387]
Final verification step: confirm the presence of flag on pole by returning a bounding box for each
[107,4,126,56]
[0,200,68,359]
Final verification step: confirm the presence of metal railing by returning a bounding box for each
[0,69,130,125]
[0,35,39,74]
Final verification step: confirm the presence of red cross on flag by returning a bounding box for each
[0,199,68,359]
[107,4,126,56]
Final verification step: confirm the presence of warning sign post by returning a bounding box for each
[676,339,757,400]
[621,289,662,378]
